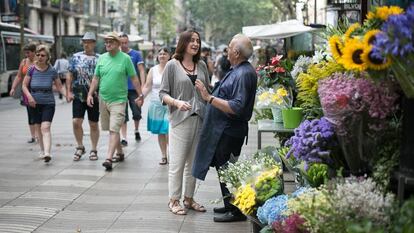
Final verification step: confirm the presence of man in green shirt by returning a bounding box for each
[87,32,144,170]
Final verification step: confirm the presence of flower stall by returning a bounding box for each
[217,3,414,233]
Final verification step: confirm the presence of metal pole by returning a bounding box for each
[19,0,25,61]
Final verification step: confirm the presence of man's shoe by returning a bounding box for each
[120,139,128,146]
[213,206,229,214]
[135,132,141,141]
[213,211,247,222]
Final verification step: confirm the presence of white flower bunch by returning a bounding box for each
[291,55,312,80]
[332,177,395,225]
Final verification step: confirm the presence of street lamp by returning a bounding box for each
[108,5,117,31]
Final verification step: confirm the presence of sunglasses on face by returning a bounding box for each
[36,54,47,57]
[104,40,116,44]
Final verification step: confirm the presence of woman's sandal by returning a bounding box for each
[89,150,98,161]
[44,155,51,163]
[159,157,168,165]
[73,146,86,161]
[183,199,206,212]
[112,153,124,163]
[102,159,112,170]
[168,200,186,215]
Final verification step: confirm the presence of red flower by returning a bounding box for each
[256,65,264,71]
[271,55,283,66]
[336,94,349,108]
[274,67,286,73]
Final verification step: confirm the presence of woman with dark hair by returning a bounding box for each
[10,43,38,144]
[22,45,64,163]
[143,47,171,165]
[159,30,210,215]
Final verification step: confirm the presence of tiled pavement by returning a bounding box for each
[0,97,291,233]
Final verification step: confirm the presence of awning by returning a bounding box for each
[242,20,316,40]
[138,41,153,50]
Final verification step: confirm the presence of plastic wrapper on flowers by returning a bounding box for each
[256,55,294,89]
[318,72,399,175]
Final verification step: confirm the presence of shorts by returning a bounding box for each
[100,99,126,132]
[72,97,99,122]
[29,104,56,124]
[124,90,142,122]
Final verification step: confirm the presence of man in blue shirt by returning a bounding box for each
[193,34,257,222]
[119,33,146,147]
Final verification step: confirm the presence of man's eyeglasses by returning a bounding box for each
[36,54,47,57]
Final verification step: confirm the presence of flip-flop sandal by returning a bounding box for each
[73,146,85,161]
[44,155,52,163]
[89,150,98,161]
[112,153,124,163]
[159,157,168,165]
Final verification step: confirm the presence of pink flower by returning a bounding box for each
[271,55,284,66]
[275,67,286,73]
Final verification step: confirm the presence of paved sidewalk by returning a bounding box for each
[0,97,284,233]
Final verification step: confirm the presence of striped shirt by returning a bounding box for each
[28,65,58,105]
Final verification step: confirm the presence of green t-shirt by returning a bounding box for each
[94,51,137,103]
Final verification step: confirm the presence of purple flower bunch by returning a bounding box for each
[285,117,336,168]
[318,73,398,134]
[372,4,414,58]
[257,194,288,225]
[272,213,309,233]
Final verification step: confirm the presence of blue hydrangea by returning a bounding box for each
[257,194,288,225]
[291,187,311,198]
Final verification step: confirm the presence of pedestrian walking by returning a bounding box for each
[22,44,65,163]
[66,32,100,161]
[53,52,69,100]
[216,47,231,81]
[9,43,38,144]
[192,34,257,222]
[118,33,146,146]
[87,32,143,171]
[142,47,171,165]
[159,30,210,215]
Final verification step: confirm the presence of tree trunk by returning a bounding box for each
[19,0,25,61]
[125,0,132,33]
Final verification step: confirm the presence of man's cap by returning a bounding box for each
[104,32,120,43]
[82,32,96,41]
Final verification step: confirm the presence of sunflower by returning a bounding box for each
[341,39,367,72]
[363,29,381,46]
[368,6,404,21]
[344,23,361,41]
[361,45,392,70]
[328,35,344,63]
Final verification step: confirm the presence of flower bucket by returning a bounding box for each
[391,56,414,99]
[271,107,283,123]
[281,108,303,129]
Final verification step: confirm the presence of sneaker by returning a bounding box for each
[135,132,141,141]
[120,139,128,146]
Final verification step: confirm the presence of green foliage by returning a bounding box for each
[254,108,273,122]
[305,163,328,188]
[255,177,282,204]
[392,198,414,233]
[184,0,284,45]
[346,219,385,233]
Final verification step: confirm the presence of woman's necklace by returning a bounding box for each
[180,60,195,75]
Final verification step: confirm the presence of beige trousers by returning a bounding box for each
[168,115,202,200]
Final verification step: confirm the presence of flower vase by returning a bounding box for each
[391,55,414,99]
[271,107,283,123]
[281,107,303,129]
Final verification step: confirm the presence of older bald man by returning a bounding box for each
[193,34,257,222]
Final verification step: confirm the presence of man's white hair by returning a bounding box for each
[232,34,253,59]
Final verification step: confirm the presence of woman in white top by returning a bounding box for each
[143,47,171,165]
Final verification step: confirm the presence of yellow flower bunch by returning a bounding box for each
[256,167,283,184]
[366,5,404,21]
[327,6,403,72]
[233,184,256,215]
[257,87,292,109]
[296,61,343,114]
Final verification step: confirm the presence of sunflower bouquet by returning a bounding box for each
[328,5,404,72]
